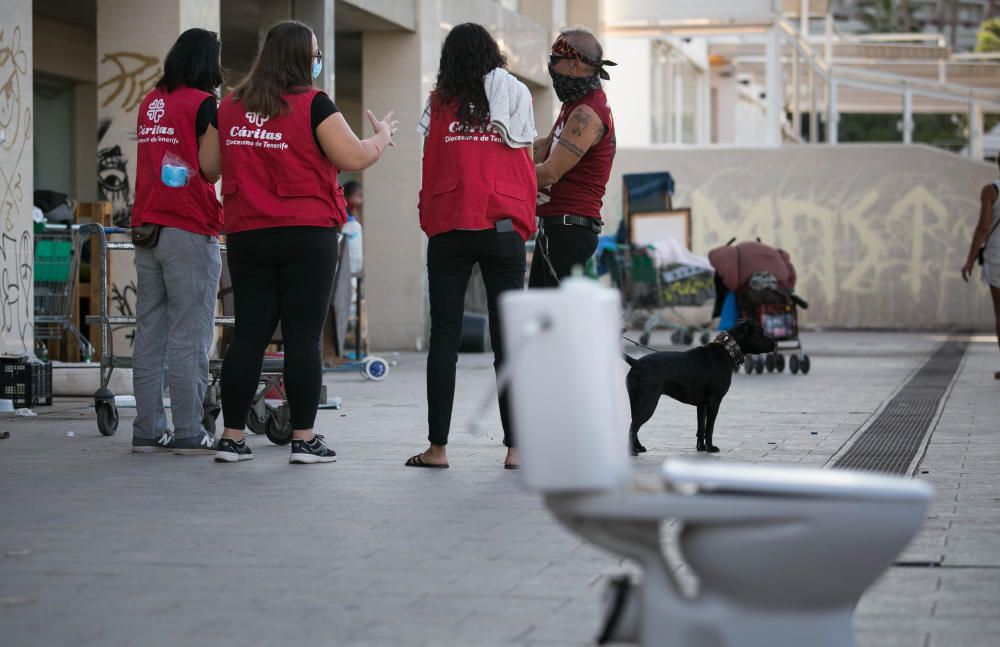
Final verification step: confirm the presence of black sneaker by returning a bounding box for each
[131,431,174,452]
[214,436,254,463]
[289,434,337,464]
[172,431,216,455]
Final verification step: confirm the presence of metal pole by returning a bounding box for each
[809,66,818,143]
[824,13,833,65]
[765,26,783,146]
[828,78,838,144]
[969,101,984,160]
[800,0,809,36]
[793,48,801,140]
[902,87,914,144]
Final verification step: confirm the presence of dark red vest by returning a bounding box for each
[217,89,346,233]
[133,86,222,236]
[419,95,537,241]
[537,88,616,220]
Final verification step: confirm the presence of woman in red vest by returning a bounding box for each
[131,29,224,455]
[207,20,397,465]
[405,23,537,470]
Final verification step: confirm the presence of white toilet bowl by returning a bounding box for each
[499,279,934,646]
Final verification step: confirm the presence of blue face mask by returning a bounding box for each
[312,58,322,80]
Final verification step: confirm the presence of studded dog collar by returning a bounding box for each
[712,331,744,368]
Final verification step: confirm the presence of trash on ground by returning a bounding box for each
[15,409,37,417]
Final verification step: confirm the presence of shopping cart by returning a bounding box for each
[80,223,296,440]
[605,243,714,346]
[33,224,93,361]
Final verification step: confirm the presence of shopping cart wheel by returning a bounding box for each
[800,354,811,375]
[700,331,711,345]
[744,357,754,374]
[776,353,786,373]
[754,357,764,374]
[202,404,221,435]
[264,404,292,445]
[683,330,694,345]
[789,354,800,374]
[96,401,119,436]
[362,356,390,381]
[246,405,267,435]
[765,354,775,373]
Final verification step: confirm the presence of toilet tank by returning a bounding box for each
[500,278,630,492]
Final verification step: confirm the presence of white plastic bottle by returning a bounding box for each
[342,215,363,275]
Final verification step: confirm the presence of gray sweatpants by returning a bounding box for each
[132,227,222,439]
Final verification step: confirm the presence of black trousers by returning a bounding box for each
[528,223,599,287]
[426,229,525,447]
[221,226,338,431]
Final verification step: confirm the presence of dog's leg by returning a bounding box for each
[704,399,721,453]
[696,405,707,452]
[627,393,658,456]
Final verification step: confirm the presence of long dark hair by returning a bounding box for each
[433,23,507,127]
[233,20,313,118]
[156,28,223,94]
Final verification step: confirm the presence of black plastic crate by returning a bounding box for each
[0,358,53,407]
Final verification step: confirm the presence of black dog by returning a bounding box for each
[623,320,776,456]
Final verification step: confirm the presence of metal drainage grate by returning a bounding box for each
[833,341,967,474]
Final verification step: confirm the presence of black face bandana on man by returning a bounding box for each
[548,35,616,104]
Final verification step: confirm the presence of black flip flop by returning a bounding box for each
[504,463,520,470]
[405,454,449,469]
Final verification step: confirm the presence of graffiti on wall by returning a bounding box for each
[110,280,136,347]
[607,148,994,328]
[98,52,161,113]
[0,26,32,354]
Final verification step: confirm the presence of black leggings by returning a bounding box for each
[221,226,338,431]
[528,223,599,287]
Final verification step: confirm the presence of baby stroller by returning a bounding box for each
[709,239,811,375]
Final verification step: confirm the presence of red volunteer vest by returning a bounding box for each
[133,86,222,236]
[217,89,346,233]
[419,95,537,241]
[538,88,616,220]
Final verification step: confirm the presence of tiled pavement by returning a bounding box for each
[0,331,997,646]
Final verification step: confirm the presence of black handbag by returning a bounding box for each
[131,223,162,248]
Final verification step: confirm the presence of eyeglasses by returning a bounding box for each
[313,50,323,61]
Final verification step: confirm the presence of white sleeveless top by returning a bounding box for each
[987,180,1000,253]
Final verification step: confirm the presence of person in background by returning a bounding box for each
[205,20,397,464]
[530,28,616,287]
[130,28,224,455]
[342,181,364,276]
[962,155,1000,379]
[406,23,536,470]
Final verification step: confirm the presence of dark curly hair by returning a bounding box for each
[433,23,507,127]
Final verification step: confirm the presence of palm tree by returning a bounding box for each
[976,17,1000,51]
[859,0,920,33]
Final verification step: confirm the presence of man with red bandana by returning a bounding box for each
[530,28,617,287]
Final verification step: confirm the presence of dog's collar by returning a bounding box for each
[712,331,744,368]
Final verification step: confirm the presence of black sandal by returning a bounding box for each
[405,454,449,469]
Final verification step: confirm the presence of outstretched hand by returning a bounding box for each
[367,109,399,146]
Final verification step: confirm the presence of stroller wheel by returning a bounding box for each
[789,354,800,374]
[776,353,786,372]
[744,357,755,374]
[765,354,775,373]
[800,354,811,375]
[754,357,765,374]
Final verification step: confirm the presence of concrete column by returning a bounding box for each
[765,26,783,147]
[97,0,220,354]
[902,88,914,145]
[361,8,438,350]
[800,0,810,36]
[827,77,839,144]
[809,65,818,143]
[824,13,833,65]
[969,101,984,161]
[294,0,335,96]
[792,48,800,140]
[566,0,603,32]
[0,0,34,355]
[520,0,564,129]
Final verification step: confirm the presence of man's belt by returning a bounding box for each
[539,214,602,234]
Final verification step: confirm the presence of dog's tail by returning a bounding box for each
[622,353,639,368]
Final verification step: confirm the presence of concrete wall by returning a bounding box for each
[1,0,34,356]
[607,144,997,329]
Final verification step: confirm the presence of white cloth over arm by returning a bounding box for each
[483,68,536,148]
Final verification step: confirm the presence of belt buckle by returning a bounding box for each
[562,214,572,227]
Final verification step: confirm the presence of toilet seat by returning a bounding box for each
[662,458,934,501]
